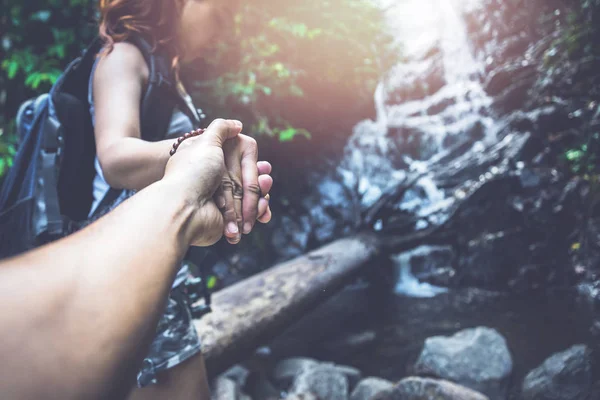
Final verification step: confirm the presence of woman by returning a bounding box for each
[90,0,269,398]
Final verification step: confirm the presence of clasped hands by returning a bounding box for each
[164,119,272,247]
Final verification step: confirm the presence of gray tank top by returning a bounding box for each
[88,57,200,288]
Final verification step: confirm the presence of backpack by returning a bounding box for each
[0,35,200,260]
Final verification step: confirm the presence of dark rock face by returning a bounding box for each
[413,327,513,400]
[521,344,594,400]
[374,377,489,400]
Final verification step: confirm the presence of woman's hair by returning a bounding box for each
[98,0,185,63]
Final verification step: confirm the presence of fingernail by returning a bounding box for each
[228,222,238,234]
[233,120,242,128]
[243,222,252,234]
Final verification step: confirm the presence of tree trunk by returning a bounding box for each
[194,233,380,376]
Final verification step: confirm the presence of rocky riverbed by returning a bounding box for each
[209,285,597,400]
[212,329,597,400]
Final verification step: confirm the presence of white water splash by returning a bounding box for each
[393,247,448,297]
[342,0,495,217]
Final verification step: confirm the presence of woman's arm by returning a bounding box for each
[92,43,272,241]
[92,42,173,190]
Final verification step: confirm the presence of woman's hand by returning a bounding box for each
[216,131,273,244]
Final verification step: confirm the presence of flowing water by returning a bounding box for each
[340,0,503,295]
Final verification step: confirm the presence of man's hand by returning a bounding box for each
[163,119,272,247]
[0,120,275,400]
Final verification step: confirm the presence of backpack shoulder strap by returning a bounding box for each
[127,35,200,142]
[39,39,104,235]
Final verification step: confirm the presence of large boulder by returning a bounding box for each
[211,377,241,400]
[373,377,489,400]
[272,357,319,388]
[221,365,251,388]
[413,327,513,400]
[330,363,362,391]
[521,344,594,400]
[285,394,318,400]
[350,377,395,400]
[290,364,349,400]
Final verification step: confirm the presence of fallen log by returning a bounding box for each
[194,233,380,376]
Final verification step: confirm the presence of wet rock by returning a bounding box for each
[308,179,357,244]
[413,327,513,400]
[211,377,241,400]
[409,245,456,287]
[350,377,395,400]
[290,364,349,400]
[222,365,251,388]
[460,230,532,288]
[247,373,280,400]
[486,63,537,113]
[272,357,319,388]
[383,53,445,105]
[521,344,594,400]
[373,377,489,400]
[328,363,362,391]
[323,330,378,354]
[285,394,318,400]
[271,215,312,261]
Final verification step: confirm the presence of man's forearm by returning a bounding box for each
[0,180,194,399]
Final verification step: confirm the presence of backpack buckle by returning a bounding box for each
[44,115,62,153]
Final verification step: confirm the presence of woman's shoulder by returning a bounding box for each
[96,41,150,84]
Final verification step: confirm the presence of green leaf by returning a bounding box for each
[566,149,584,161]
[6,61,19,79]
[31,10,52,22]
[278,127,311,142]
[206,275,217,290]
[279,127,297,142]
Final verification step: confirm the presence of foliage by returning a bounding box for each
[544,0,600,61]
[0,0,396,179]
[0,119,18,178]
[0,0,97,180]
[185,0,397,142]
[565,132,600,176]
[544,0,600,179]
[1,0,97,96]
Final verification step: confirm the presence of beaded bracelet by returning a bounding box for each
[169,128,206,156]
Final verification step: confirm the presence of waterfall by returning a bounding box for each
[342,0,494,297]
